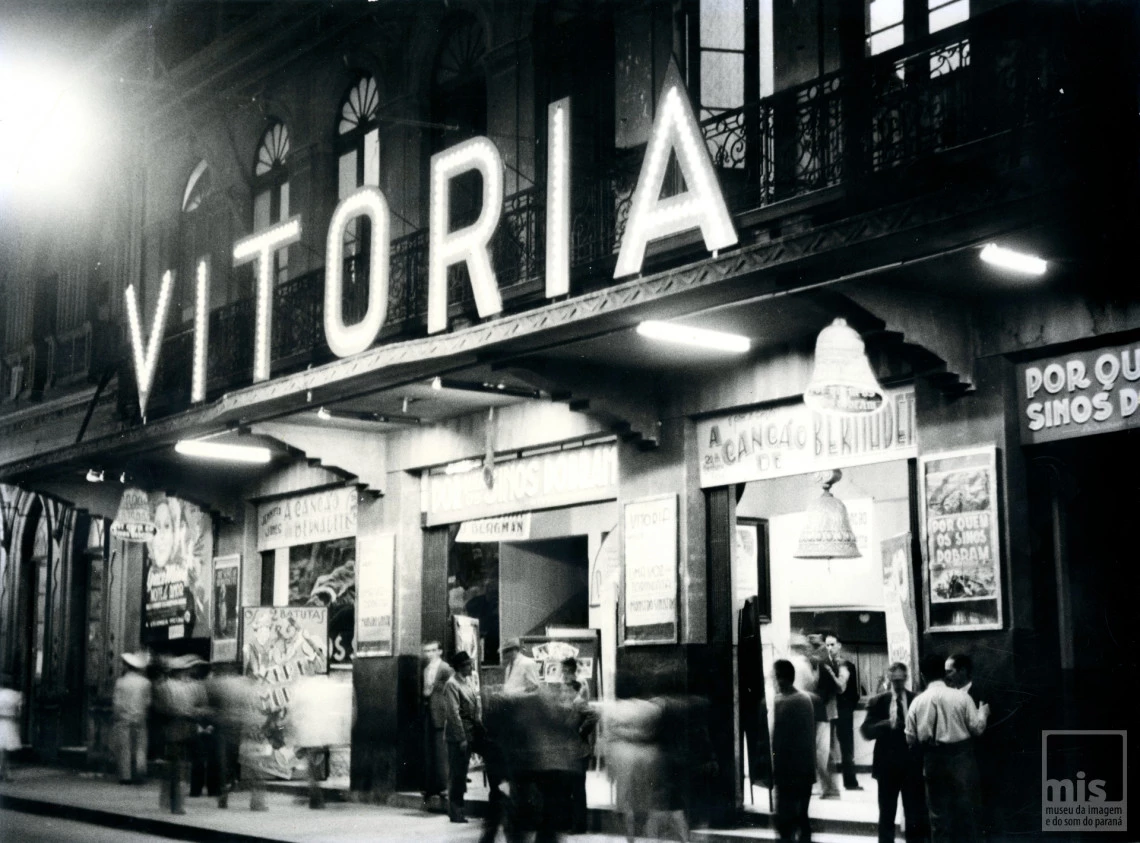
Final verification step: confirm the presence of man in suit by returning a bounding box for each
[422,641,453,807]
[861,662,928,843]
[812,631,841,798]
[500,637,541,694]
[444,650,482,823]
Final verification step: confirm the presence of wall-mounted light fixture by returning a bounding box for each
[86,468,105,483]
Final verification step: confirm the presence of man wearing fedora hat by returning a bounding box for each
[500,638,540,695]
[113,652,152,784]
[444,650,482,823]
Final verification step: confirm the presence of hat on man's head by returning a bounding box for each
[121,651,149,670]
[450,650,473,670]
[499,637,522,654]
[167,654,206,671]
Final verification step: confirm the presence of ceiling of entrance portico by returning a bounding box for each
[298,291,845,430]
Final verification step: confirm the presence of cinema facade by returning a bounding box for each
[0,1,1135,834]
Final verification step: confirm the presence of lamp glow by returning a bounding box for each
[174,440,273,464]
[325,187,390,357]
[125,270,175,420]
[317,406,333,421]
[636,320,750,353]
[614,63,738,279]
[545,98,571,298]
[428,136,505,334]
[191,258,210,403]
[233,217,303,382]
[979,243,1047,276]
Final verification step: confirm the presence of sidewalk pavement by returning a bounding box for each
[0,765,878,843]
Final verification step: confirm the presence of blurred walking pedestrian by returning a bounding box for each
[558,657,595,833]
[153,654,209,814]
[287,674,341,809]
[205,670,254,808]
[112,651,151,784]
[501,638,541,694]
[603,695,675,843]
[444,650,482,823]
[0,677,22,782]
[772,659,816,842]
[188,660,220,799]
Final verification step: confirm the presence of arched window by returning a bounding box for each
[178,160,214,319]
[335,76,380,292]
[430,13,488,226]
[252,121,291,284]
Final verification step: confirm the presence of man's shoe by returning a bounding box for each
[450,816,468,824]
[845,783,864,791]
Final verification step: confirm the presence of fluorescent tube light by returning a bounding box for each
[444,458,483,475]
[979,243,1047,276]
[636,320,751,353]
[175,440,272,464]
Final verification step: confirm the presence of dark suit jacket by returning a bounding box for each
[426,661,454,729]
[860,689,919,780]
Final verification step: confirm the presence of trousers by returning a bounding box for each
[923,740,981,842]
[775,780,813,841]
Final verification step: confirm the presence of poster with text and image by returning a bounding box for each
[880,533,919,684]
[241,606,329,780]
[139,492,213,643]
[289,536,355,667]
[920,446,1003,632]
[623,494,678,644]
[355,533,395,657]
[211,554,240,662]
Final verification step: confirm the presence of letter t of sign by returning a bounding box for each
[427,137,505,334]
[233,217,303,382]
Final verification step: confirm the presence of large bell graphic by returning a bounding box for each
[794,469,861,559]
[803,318,884,415]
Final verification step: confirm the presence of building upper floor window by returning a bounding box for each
[336,75,381,290]
[866,0,970,56]
[431,13,487,225]
[253,121,291,284]
[697,0,774,123]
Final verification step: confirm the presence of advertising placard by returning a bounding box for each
[623,494,678,644]
[880,533,919,683]
[141,493,213,642]
[695,386,917,488]
[919,446,1003,632]
[1017,342,1140,444]
[257,487,357,552]
[355,533,394,657]
[211,554,240,662]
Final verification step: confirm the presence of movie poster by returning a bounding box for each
[141,493,213,642]
[241,606,329,779]
[212,555,240,661]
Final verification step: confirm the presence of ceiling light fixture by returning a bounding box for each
[636,320,750,353]
[430,376,443,390]
[317,406,333,421]
[979,243,1047,276]
[175,439,272,464]
[86,468,104,483]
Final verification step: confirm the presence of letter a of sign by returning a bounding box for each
[613,62,737,278]
[125,270,175,421]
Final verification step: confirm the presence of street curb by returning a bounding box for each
[0,793,290,843]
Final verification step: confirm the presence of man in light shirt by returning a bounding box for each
[500,638,540,694]
[906,653,989,842]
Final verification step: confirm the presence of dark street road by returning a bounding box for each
[0,808,173,842]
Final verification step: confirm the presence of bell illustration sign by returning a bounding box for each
[125,67,737,418]
[1017,342,1140,444]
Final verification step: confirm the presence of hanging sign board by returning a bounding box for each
[919,446,1003,632]
[1016,341,1140,444]
[423,442,617,525]
[111,487,156,541]
[695,386,916,488]
[257,487,357,551]
[455,513,532,542]
[355,533,395,657]
[623,494,678,645]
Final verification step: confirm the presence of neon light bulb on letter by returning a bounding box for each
[545,98,571,298]
[124,270,174,420]
[232,217,302,382]
[324,187,391,357]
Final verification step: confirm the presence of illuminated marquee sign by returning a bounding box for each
[127,72,735,402]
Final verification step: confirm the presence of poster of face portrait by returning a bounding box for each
[142,493,213,642]
[241,606,329,779]
[211,555,240,662]
[289,536,355,667]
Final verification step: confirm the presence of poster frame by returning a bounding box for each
[735,517,771,623]
[918,445,1005,633]
[622,493,679,646]
[211,553,241,662]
